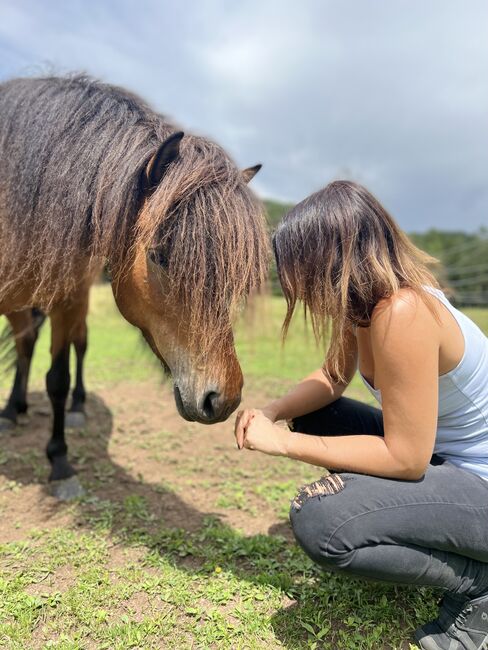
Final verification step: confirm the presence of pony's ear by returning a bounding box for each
[242,164,262,183]
[145,131,184,188]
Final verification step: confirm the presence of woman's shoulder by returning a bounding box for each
[370,287,439,341]
[373,286,419,316]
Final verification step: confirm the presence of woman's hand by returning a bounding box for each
[234,408,289,456]
[234,406,277,449]
[234,408,263,450]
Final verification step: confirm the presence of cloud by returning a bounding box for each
[0,0,487,231]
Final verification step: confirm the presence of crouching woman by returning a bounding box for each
[234,181,488,650]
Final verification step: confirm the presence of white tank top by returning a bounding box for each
[360,286,488,480]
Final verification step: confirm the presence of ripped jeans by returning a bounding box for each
[289,397,488,598]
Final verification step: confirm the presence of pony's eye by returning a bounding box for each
[147,248,168,268]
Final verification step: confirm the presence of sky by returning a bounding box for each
[1,0,487,232]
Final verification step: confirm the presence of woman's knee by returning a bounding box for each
[289,473,349,566]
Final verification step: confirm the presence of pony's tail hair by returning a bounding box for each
[0,309,46,373]
[0,320,17,373]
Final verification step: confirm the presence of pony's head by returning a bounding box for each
[111,131,269,424]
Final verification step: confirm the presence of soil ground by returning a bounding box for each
[0,381,307,543]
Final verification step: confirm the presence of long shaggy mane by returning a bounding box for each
[0,75,269,353]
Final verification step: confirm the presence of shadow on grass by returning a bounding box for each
[0,390,435,649]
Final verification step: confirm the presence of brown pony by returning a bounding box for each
[0,75,269,497]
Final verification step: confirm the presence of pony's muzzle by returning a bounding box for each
[173,385,241,424]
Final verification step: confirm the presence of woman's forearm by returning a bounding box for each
[284,431,426,480]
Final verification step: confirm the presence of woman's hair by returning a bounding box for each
[273,180,439,382]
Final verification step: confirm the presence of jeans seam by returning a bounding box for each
[325,500,488,550]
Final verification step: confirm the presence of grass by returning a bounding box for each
[0,517,436,650]
[0,285,487,649]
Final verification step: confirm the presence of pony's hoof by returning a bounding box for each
[49,475,85,501]
[65,411,86,429]
[0,417,15,433]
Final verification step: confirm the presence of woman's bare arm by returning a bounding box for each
[240,291,440,480]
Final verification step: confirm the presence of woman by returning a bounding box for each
[234,181,488,650]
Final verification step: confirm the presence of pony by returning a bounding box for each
[0,75,269,497]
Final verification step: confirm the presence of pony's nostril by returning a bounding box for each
[202,391,220,420]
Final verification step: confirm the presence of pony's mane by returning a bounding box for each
[0,75,269,352]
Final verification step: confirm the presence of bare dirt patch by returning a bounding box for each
[0,381,313,544]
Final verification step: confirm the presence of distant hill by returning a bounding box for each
[263,199,488,305]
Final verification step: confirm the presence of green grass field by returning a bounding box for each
[0,286,487,650]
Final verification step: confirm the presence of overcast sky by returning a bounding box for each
[1,0,487,231]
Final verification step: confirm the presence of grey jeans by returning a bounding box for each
[289,397,488,598]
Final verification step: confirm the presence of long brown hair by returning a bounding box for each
[273,180,439,382]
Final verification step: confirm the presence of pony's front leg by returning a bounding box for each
[46,308,84,500]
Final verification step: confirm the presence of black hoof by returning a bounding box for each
[65,411,86,429]
[0,417,16,433]
[49,475,85,501]
[49,455,76,482]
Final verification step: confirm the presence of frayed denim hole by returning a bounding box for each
[291,474,346,512]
